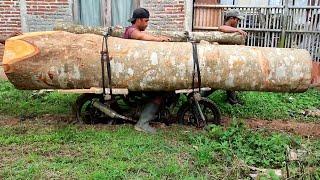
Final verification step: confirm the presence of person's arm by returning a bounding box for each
[131,30,170,42]
[218,25,247,37]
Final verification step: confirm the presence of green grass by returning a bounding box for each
[0,80,319,121]
[0,80,320,178]
[210,89,320,121]
[0,80,77,117]
[0,120,319,179]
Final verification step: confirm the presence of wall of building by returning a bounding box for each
[0,0,188,61]
[141,0,186,31]
[0,0,21,61]
[23,0,73,32]
[1,0,186,36]
[0,0,74,61]
[0,0,73,37]
[0,0,22,37]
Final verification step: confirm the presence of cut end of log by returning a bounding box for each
[3,39,39,73]
[311,62,320,90]
[2,32,56,72]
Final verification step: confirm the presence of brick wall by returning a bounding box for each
[1,0,186,35]
[142,0,185,31]
[24,0,73,32]
[0,0,73,37]
[0,0,22,37]
[0,0,73,61]
[0,0,21,61]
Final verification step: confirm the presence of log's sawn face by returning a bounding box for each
[3,31,315,92]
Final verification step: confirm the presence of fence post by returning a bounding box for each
[279,0,289,48]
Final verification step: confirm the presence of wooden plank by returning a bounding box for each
[194,0,222,31]
[56,87,129,94]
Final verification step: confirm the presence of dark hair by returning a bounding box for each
[225,16,238,23]
[128,8,150,23]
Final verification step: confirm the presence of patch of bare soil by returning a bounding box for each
[0,116,20,126]
[247,118,320,138]
[0,115,319,138]
[0,67,7,80]
[221,118,320,138]
[0,114,74,126]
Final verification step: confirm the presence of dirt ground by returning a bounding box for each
[0,115,319,138]
[222,118,320,138]
[0,67,7,80]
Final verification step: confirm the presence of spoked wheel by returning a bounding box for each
[177,97,221,128]
[75,94,108,124]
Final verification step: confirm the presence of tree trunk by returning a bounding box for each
[54,22,245,45]
[3,31,319,91]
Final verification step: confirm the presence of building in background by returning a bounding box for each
[0,0,185,36]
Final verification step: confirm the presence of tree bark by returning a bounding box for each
[3,31,319,92]
[54,22,245,45]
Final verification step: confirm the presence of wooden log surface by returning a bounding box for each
[3,31,319,92]
[0,44,4,62]
[54,22,245,45]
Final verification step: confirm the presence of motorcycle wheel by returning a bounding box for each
[177,98,221,127]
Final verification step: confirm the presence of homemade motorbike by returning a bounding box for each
[74,32,221,128]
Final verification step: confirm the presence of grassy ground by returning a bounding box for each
[1,80,320,121]
[1,120,319,179]
[0,80,320,179]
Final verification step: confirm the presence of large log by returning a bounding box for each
[54,22,245,45]
[3,31,320,92]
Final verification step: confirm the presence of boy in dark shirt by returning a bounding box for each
[123,8,170,133]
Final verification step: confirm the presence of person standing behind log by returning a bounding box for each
[218,9,247,105]
[123,8,170,41]
[123,8,170,133]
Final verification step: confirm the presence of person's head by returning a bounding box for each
[224,9,244,27]
[128,8,150,31]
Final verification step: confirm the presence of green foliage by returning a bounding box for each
[259,170,281,180]
[209,90,320,121]
[1,80,320,122]
[0,124,197,179]
[190,121,294,168]
[0,79,319,178]
[0,119,319,179]
[0,80,77,116]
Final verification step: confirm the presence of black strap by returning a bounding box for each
[100,31,112,97]
[191,42,201,93]
[185,31,201,92]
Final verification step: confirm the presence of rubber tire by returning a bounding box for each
[177,98,221,127]
[75,93,104,124]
